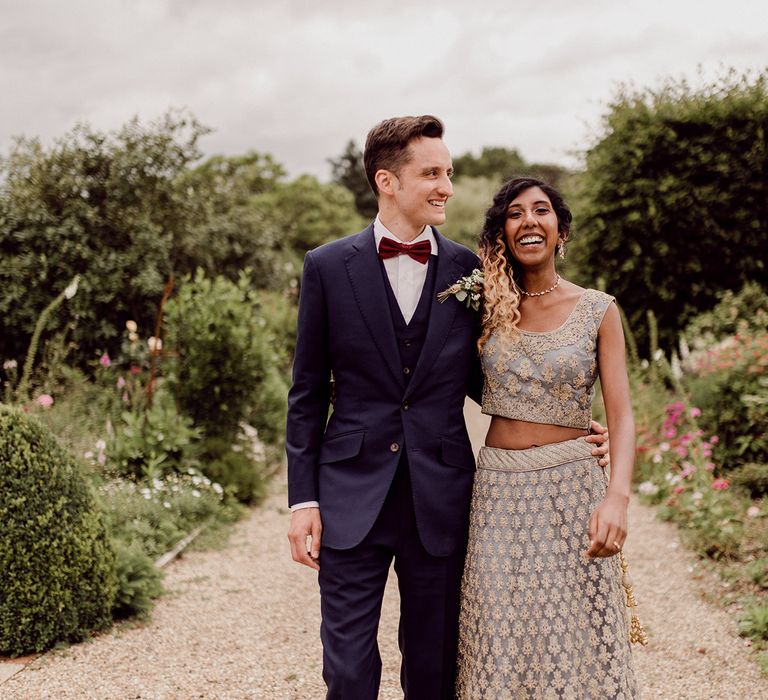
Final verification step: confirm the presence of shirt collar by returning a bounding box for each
[374,216,438,256]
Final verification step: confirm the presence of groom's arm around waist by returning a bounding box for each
[286,250,332,506]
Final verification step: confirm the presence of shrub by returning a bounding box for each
[100,473,225,559]
[165,271,277,443]
[571,70,768,352]
[112,541,163,619]
[740,602,768,642]
[199,432,269,505]
[683,282,768,348]
[0,405,117,656]
[731,463,768,498]
[746,559,768,589]
[0,113,208,366]
[107,384,201,480]
[686,332,768,468]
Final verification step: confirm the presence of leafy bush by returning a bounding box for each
[747,559,768,589]
[740,602,768,642]
[0,405,117,656]
[0,113,207,365]
[686,331,768,468]
[165,271,280,444]
[684,282,768,348]
[731,463,768,498]
[571,70,768,352]
[635,400,744,560]
[100,473,225,559]
[199,429,271,504]
[107,384,201,480]
[112,541,163,619]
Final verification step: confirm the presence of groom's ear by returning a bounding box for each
[374,169,395,196]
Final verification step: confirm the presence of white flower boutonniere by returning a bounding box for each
[437,268,484,311]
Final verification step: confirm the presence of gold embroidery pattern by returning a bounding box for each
[456,441,639,699]
[481,289,614,429]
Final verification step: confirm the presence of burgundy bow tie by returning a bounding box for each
[377,237,432,264]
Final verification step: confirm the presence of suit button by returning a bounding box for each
[390,442,400,452]
[403,339,412,347]
[403,367,410,375]
[402,402,409,411]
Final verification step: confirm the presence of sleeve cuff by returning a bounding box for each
[291,501,320,511]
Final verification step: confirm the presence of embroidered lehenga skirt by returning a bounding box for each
[456,438,639,699]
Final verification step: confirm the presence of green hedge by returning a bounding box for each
[0,405,117,656]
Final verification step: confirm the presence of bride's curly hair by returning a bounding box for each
[477,177,573,352]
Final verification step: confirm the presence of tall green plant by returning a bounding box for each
[571,70,768,352]
[165,271,278,443]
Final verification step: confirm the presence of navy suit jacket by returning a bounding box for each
[286,224,482,557]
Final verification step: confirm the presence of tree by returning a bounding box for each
[0,112,207,364]
[329,140,378,220]
[453,146,526,180]
[570,70,768,352]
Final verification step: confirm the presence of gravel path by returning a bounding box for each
[4,403,767,699]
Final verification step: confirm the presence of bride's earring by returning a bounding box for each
[558,239,566,260]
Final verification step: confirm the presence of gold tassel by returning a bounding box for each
[619,551,649,646]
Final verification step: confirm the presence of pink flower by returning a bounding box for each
[709,435,719,444]
[704,462,716,471]
[130,366,141,375]
[36,394,54,408]
[712,478,729,491]
[122,392,130,403]
[674,485,686,494]
[665,429,677,439]
[680,463,696,478]
[675,446,688,458]
[116,376,126,389]
[747,506,761,518]
[690,407,701,418]
[99,353,111,367]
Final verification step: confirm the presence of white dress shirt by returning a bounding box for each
[373,216,438,323]
[291,218,438,512]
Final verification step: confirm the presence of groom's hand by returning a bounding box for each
[288,507,323,571]
[586,420,610,467]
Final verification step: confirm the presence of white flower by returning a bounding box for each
[84,450,94,460]
[652,453,662,464]
[163,501,172,509]
[191,489,201,498]
[638,481,659,496]
[747,506,761,518]
[212,483,224,495]
[660,442,671,452]
[148,336,163,352]
[152,478,164,491]
[95,439,106,451]
[692,491,703,502]
[3,359,17,370]
[63,275,79,300]
[126,320,138,333]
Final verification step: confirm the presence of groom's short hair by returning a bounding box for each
[363,115,444,197]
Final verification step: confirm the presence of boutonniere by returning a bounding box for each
[437,268,484,311]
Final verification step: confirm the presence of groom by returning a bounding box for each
[286,116,605,698]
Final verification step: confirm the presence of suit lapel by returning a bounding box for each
[345,226,405,389]
[403,230,463,400]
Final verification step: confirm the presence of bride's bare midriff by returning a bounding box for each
[485,416,589,450]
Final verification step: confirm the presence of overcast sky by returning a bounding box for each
[2,0,766,178]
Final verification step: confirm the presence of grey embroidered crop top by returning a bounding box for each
[481,289,615,429]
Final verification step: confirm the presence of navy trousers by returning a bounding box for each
[318,457,465,699]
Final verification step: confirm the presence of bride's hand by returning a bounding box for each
[585,491,628,558]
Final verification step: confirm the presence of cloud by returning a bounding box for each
[0,0,766,177]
